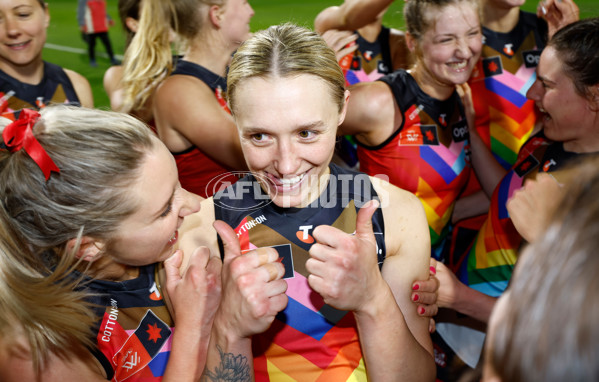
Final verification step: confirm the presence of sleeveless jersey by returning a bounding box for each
[459,132,593,297]
[0,62,80,115]
[85,264,173,382]
[214,164,386,381]
[169,60,237,198]
[358,70,470,259]
[343,26,393,85]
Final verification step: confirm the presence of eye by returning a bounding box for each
[159,203,172,218]
[250,133,268,142]
[298,130,315,139]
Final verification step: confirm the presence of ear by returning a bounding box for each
[43,3,50,28]
[337,89,351,126]
[124,16,139,33]
[67,236,105,263]
[405,31,417,53]
[209,5,223,28]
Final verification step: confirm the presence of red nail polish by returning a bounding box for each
[418,307,425,315]
[412,294,419,302]
[430,266,437,275]
[412,284,420,291]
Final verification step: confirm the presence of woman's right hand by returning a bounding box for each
[212,220,288,339]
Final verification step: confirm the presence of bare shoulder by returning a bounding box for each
[63,68,93,108]
[370,176,429,261]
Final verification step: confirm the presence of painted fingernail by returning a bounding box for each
[412,294,419,302]
[430,266,437,275]
[412,284,420,291]
[418,307,425,315]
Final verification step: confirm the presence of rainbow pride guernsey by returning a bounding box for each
[357,70,470,258]
[343,26,393,85]
[460,132,593,297]
[85,264,173,381]
[469,11,547,173]
[214,164,386,381]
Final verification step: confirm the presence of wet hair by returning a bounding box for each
[0,106,156,256]
[548,17,599,100]
[403,0,480,42]
[226,23,346,114]
[120,0,225,113]
[487,157,599,382]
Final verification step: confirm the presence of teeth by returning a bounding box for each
[279,173,304,186]
[448,61,467,69]
[9,42,26,47]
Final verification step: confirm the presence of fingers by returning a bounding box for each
[355,199,379,240]
[416,303,438,318]
[213,220,241,263]
[164,249,183,283]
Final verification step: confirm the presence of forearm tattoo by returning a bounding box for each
[203,345,251,381]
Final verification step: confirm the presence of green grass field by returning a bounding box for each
[43,0,598,109]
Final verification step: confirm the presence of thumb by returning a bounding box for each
[164,249,183,283]
[213,220,241,263]
[355,199,379,240]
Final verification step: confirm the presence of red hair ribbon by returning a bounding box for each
[2,108,60,180]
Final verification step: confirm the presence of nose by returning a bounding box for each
[179,189,203,218]
[455,38,471,59]
[274,139,300,176]
[526,78,543,101]
[4,17,20,38]
[249,3,255,17]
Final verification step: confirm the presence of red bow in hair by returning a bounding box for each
[2,108,60,180]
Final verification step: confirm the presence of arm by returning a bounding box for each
[64,69,94,108]
[451,190,490,224]
[537,0,579,39]
[436,262,496,323]
[313,0,395,33]
[103,65,125,112]
[340,81,399,146]
[457,84,505,197]
[77,0,86,29]
[153,76,247,170]
[307,183,435,381]
[506,172,565,243]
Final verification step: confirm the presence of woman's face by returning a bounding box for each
[527,47,598,152]
[220,0,254,48]
[106,140,202,266]
[233,74,348,208]
[416,3,482,89]
[0,0,48,70]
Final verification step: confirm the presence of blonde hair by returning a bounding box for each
[120,0,224,113]
[227,23,346,115]
[0,206,96,374]
[0,106,156,256]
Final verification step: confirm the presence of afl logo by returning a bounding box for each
[209,172,277,212]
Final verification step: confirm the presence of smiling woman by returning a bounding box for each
[0,0,93,112]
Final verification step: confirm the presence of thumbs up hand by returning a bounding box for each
[212,220,288,338]
[306,200,386,312]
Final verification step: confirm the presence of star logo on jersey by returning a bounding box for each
[503,43,514,56]
[482,56,503,78]
[514,155,540,177]
[351,56,361,70]
[146,323,162,343]
[399,125,439,146]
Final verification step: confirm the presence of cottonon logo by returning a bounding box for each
[209,171,277,212]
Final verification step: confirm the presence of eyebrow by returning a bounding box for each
[537,74,557,86]
[243,120,325,134]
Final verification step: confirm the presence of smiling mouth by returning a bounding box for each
[447,60,468,70]
[7,41,30,49]
[269,171,308,191]
[168,231,178,246]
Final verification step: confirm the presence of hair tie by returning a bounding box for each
[2,108,60,180]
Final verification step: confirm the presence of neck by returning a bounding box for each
[481,1,521,33]
[410,64,455,101]
[357,21,383,43]
[183,33,239,77]
[81,256,140,282]
[0,57,45,85]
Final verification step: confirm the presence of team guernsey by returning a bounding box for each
[85,264,173,381]
[357,70,470,259]
[169,60,237,198]
[214,164,386,381]
[0,62,80,115]
[459,131,593,297]
[342,26,393,85]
